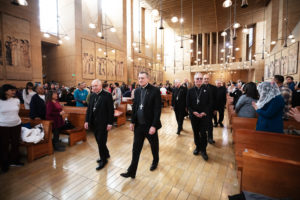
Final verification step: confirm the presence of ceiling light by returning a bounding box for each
[152,9,159,17]
[171,16,178,23]
[104,52,107,55]
[223,0,232,8]
[58,39,62,44]
[231,57,235,59]
[98,48,102,51]
[64,35,70,40]
[189,39,194,43]
[221,49,225,53]
[197,51,201,54]
[220,58,224,60]
[271,41,276,45]
[204,60,207,62]
[138,58,141,61]
[227,55,230,58]
[145,44,150,48]
[221,31,227,37]
[157,57,161,60]
[242,26,249,34]
[110,27,116,32]
[134,47,138,51]
[235,47,240,51]
[228,45,233,49]
[233,23,240,29]
[43,33,50,38]
[157,53,160,57]
[97,32,102,37]
[180,18,184,23]
[89,23,96,29]
[288,34,294,39]
[132,42,136,47]
[112,49,115,53]
[189,49,193,52]
[253,54,257,57]
[197,59,200,61]
[291,39,296,43]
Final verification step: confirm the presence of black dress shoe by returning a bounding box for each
[176,130,181,135]
[208,138,215,144]
[150,163,158,171]
[97,154,110,163]
[219,123,224,127]
[96,160,107,170]
[120,172,135,179]
[213,123,218,127]
[201,152,208,161]
[193,148,200,155]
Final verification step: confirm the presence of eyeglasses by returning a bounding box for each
[195,78,203,80]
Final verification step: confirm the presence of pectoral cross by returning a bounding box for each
[197,98,200,104]
[139,104,144,110]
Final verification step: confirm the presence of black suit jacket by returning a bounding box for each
[30,94,46,119]
[186,85,213,120]
[172,86,187,112]
[216,86,227,108]
[131,84,162,130]
[85,90,114,131]
[205,84,217,112]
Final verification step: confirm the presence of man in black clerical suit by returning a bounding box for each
[187,73,213,161]
[213,80,227,127]
[172,79,187,135]
[84,79,114,170]
[203,74,217,144]
[121,71,162,179]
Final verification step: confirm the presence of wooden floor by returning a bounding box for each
[0,108,239,200]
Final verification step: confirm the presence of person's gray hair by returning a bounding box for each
[139,71,149,78]
[91,79,102,85]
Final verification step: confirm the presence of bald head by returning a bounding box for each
[203,74,210,85]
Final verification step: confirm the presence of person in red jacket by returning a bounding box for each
[46,90,66,151]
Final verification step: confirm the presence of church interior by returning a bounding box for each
[0,0,300,199]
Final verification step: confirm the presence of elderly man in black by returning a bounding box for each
[203,74,217,144]
[187,72,213,161]
[120,71,162,179]
[172,79,187,135]
[213,80,227,127]
[84,79,114,170]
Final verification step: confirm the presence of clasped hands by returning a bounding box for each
[130,123,156,135]
[193,111,206,118]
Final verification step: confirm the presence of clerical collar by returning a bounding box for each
[195,85,202,89]
[141,83,149,89]
[95,89,102,95]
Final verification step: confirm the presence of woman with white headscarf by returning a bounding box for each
[252,82,285,133]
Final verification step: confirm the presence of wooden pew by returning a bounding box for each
[19,108,30,118]
[115,104,126,127]
[231,116,300,142]
[20,118,53,162]
[235,128,300,170]
[241,149,300,199]
[62,106,87,146]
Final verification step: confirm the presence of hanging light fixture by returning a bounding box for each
[242,25,249,34]
[221,31,227,37]
[159,0,164,30]
[89,23,96,29]
[223,0,232,8]
[241,0,248,8]
[171,16,178,23]
[233,22,240,29]
[11,0,28,6]
[152,9,159,17]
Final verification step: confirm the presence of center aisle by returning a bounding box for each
[0,108,239,200]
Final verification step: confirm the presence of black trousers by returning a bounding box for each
[52,128,61,144]
[93,128,110,162]
[174,109,185,131]
[190,117,208,152]
[213,106,225,124]
[207,113,214,140]
[128,124,159,175]
[0,124,21,171]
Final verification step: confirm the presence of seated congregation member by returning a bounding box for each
[273,75,292,120]
[30,85,46,120]
[292,82,300,107]
[66,87,76,106]
[160,85,167,95]
[46,91,66,151]
[22,82,36,110]
[235,82,259,118]
[230,82,243,107]
[252,82,285,133]
[74,82,88,107]
[286,76,295,92]
[0,84,24,173]
[84,79,114,170]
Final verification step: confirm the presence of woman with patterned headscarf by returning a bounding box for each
[252,82,285,133]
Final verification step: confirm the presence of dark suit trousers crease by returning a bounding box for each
[0,125,21,170]
[128,124,159,175]
[213,106,225,124]
[93,129,109,161]
[190,117,207,152]
[174,109,185,130]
